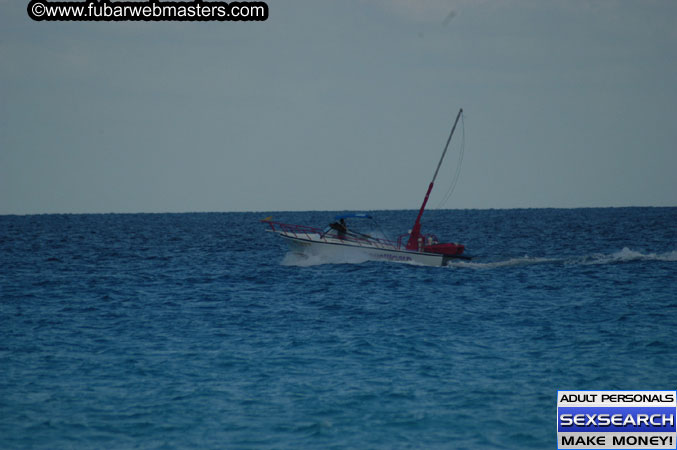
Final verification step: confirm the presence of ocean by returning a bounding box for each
[1,208,675,449]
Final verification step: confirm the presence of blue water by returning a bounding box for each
[1,208,675,449]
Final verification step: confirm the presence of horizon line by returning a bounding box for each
[1,205,675,217]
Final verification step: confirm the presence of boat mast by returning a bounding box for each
[406,108,463,250]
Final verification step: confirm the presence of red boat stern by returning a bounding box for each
[423,242,465,257]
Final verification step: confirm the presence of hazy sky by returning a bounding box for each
[1,0,676,214]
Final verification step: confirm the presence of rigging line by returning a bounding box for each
[435,112,465,209]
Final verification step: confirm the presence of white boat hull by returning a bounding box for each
[277,232,451,266]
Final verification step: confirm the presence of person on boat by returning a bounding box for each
[329,218,348,239]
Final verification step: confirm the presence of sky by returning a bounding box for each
[1,0,676,214]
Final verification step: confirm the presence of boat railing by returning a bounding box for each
[262,220,323,241]
[262,220,399,249]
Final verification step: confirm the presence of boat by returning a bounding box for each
[262,108,469,266]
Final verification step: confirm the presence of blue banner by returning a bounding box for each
[558,407,676,433]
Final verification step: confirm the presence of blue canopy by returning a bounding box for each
[334,213,373,220]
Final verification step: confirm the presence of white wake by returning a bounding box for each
[447,248,676,270]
